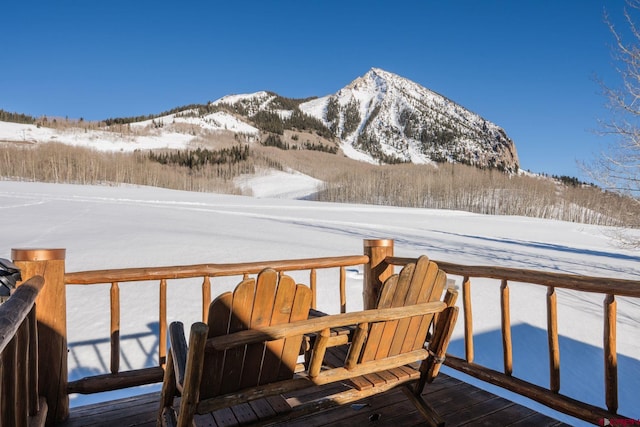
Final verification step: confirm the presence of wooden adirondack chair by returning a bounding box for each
[159,268,312,426]
[344,255,458,426]
[158,257,458,427]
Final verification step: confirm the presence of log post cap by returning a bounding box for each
[363,239,394,248]
[11,248,66,261]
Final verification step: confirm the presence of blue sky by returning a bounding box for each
[0,1,631,180]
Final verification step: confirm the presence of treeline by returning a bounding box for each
[355,132,407,164]
[103,102,221,126]
[0,109,36,124]
[265,93,318,110]
[148,145,250,168]
[551,174,589,187]
[311,162,639,227]
[0,143,258,194]
[251,110,333,139]
[324,96,361,138]
[262,135,337,154]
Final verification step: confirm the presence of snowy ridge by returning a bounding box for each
[0,114,258,153]
[212,91,276,117]
[130,110,259,135]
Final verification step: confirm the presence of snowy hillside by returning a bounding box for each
[0,120,195,152]
[0,109,258,153]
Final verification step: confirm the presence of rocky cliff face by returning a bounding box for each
[298,68,519,171]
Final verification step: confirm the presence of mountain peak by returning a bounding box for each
[298,68,519,171]
[366,67,396,78]
[204,68,519,171]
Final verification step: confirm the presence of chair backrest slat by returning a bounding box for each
[276,284,313,381]
[201,292,232,398]
[379,262,417,358]
[259,274,296,385]
[411,269,447,351]
[359,274,398,363]
[240,270,279,389]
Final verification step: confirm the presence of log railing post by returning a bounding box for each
[12,248,68,425]
[159,279,167,367]
[500,280,513,376]
[462,276,474,363]
[339,266,347,313]
[362,239,394,310]
[110,282,120,375]
[604,294,618,414]
[310,268,317,310]
[202,276,211,322]
[547,286,560,393]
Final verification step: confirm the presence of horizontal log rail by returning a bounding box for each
[67,367,165,395]
[388,256,640,297]
[0,275,48,427]
[385,255,639,425]
[64,255,369,395]
[64,256,368,284]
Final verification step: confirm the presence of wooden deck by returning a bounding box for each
[58,373,570,427]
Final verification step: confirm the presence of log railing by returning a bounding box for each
[12,239,639,425]
[63,255,369,395]
[385,253,640,425]
[0,275,47,427]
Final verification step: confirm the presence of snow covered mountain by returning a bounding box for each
[301,68,519,171]
[0,68,519,172]
[214,68,519,171]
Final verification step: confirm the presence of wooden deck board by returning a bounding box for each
[57,373,571,427]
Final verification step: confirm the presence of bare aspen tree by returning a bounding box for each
[586,0,640,243]
[592,2,640,198]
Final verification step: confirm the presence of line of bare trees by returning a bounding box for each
[1,142,637,227]
[0,143,253,194]
[312,162,638,227]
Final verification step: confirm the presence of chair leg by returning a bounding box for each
[402,385,445,427]
[422,306,459,384]
[158,351,177,427]
[176,323,209,427]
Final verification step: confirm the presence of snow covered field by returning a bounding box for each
[1,180,639,425]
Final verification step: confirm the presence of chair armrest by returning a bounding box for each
[169,321,188,390]
[206,301,447,351]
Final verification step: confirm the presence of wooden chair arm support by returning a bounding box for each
[168,321,189,391]
[444,288,458,307]
[420,305,459,387]
[177,322,208,427]
[205,301,447,351]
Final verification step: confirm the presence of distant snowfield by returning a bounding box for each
[1,179,639,425]
[234,169,322,198]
